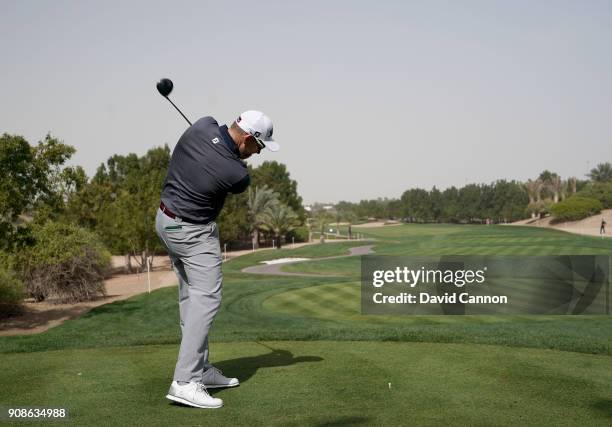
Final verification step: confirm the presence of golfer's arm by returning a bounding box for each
[229,175,250,194]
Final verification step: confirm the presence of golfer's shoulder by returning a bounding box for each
[181,116,224,144]
[192,116,220,131]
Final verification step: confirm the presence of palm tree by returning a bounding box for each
[587,162,612,183]
[568,176,577,194]
[524,179,544,218]
[247,186,278,249]
[538,170,565,201]
[305,217,314,242]
[312,210,333,243]
[260,204,299,249]
[524,179,543,204]
[344,211,357,239]
[550,175,563,203]
[334,209,342,236]
[559,179,569,201]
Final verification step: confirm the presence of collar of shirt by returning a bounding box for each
[219,125,240,156]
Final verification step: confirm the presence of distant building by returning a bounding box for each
[305,203,335,212]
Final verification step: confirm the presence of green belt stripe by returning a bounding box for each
[164,225,182,230]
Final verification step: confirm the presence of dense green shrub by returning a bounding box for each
[21,222,111,303]
[550,197,603,223]
[0,252,24,318]
[576,182,612,209]
[288,225,309,243]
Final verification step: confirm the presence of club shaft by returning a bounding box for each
[164,96,192,126]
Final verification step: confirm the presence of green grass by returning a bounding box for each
[281,225,612,275]
[1,341,610,426]
[263,281,612,354]
[2,272,610,355]
[1,224,611,425]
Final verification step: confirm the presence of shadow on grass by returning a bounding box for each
[313,416,371,426]
[82,299,143,316]
[0,305,93,334]
[591,399,612,419]
[214,343,323,385]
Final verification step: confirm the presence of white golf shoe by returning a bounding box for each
[166,381,223,409]
[202,366,240,389]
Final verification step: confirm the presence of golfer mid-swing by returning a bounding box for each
[155,111,278,408]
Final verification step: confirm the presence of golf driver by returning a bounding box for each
[156,78,192,126]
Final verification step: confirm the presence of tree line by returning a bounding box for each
[331,165,611,224]
[1,131,610,313]
[0,133,305,312]
[1,132,307,250]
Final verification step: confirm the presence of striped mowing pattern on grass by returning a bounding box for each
[265,225,612,332]
[2,223,611,356]
[281,224,612,277]
[264,282,361,320]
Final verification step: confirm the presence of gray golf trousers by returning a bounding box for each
[155,208,222,383]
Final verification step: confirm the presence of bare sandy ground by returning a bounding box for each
[508,209,611,238]
[0,239,355,336]
[0,267,178,336]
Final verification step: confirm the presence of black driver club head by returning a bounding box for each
[156,78,173,97]
[156,78,192,126]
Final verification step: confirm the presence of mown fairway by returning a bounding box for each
[1,225,611,425]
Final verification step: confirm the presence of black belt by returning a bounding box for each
[159,202,209,225]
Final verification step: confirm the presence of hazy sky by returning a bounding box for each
[2,0,611,204]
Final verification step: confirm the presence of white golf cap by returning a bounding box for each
[236,110,279,152]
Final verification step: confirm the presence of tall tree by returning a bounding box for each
[524,179,544,218]
[441,187,459,222]
[538,170,560,200]
[568,176,577,194]
[0,133,78,250]
[261,204,299,249]
[524,179,543,204]
[387,199,403,219]
[250,161,306,220]
[247,186,279,249]
[429,187,442,222]
[0,135,36,233]
[401,188,430,222]
[587,162,612,183]
[343,211,357,239]
[491,180,529,222]
[311,209,333,243]
[217,192,249,248]
[457,184,481,222]
[549,175,563,203]
[77,146,171,270]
